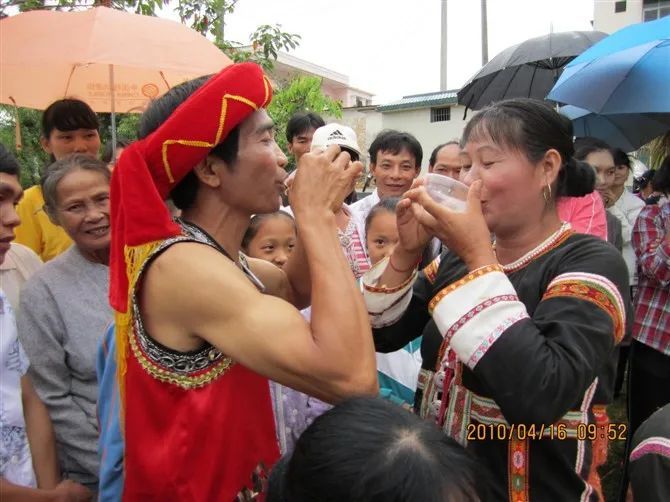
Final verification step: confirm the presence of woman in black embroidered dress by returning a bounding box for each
[361,99,630,501]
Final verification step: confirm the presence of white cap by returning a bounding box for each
[310,123,361,158]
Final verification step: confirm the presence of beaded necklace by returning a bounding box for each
[493,222,573,274]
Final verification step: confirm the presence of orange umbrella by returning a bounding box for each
[0,6,233,114]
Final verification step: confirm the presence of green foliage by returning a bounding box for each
[268,76,342,169]
[0,105,49,187]
[220,25,300,72]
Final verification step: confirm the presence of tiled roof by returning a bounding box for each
[377,90,459,112]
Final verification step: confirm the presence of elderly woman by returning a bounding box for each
[362,99,629,501]
[18,154,112,492]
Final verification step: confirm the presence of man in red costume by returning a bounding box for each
[108,63,377,500]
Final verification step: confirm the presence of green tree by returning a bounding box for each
[268,76,342,170]
[0,106,49,187]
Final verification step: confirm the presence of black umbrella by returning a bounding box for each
[457,31,607,112]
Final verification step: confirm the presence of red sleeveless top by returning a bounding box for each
[122,222,279,501]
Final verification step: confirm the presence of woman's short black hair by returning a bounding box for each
[573,137,612,161]
[268,397,485,502]
[0,143,20,177]
[138,75,241,210]
[369,130,423,168]
[611,148,631,169]
[651,155,670,194]
[462,98,595,198]
[41,98,99,138]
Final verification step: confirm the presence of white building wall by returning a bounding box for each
[593,0,643,33]
[339,104,468,173]
[379,106,468,173]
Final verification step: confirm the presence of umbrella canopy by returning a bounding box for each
[547,16,670,114]
[0,7,233,113]
[457,31,607,111]
[560,105,670,152]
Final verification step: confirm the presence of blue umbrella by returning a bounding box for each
[560,105,670,152]
[547,16,670,114]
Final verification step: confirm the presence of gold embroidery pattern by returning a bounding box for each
[161,93,261,183]
[428,264,504,313]
[128,326,233,390]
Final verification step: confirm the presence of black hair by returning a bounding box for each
[285,112,325,143]
[0,143,20,177]
[573,137,612,161]
[462,98,594,198]
[611,148,631,169]
[428,141,460,167]
[268,397,485,502]
[651,155,670,194]
[41,98,99,138]
[241,211,295,252]
[633,169,655,194]
[369,130,423,168]
[365,197,400,236]
[101,138,132,164]
[138,75,241,211]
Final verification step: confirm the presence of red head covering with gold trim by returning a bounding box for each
[109,62,272,314]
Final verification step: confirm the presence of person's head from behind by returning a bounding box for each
[139,76,288,216]
[242,211,296,269]
[574,137,615,198]
[365,198,400,265]
[40,98,100,161]
[429,141,467,180]
[101,138,132,168]
[270,397,481,502]
[611,148,632,189]
[369,130,423,198]
[459,98,594,238]
[42,154,111,262]
[0,144,23,265]
[286,112,326,163]
[651,155,670,196]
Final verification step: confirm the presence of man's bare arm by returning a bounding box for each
[145,147,377,403]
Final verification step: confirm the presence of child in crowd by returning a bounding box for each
[242,211,331,455]
[242,211,297,269]
[365,198,422,409]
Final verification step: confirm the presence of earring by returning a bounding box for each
[543,184,552,204]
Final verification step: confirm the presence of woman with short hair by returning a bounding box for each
[18,154,113,493]
[363,99,629,501]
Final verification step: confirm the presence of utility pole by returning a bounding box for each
[481,0,489,65]
[440,0,447,91]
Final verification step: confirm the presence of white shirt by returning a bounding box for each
[610,190,645,285]
[349,189,380,224]
[0,289,36,488]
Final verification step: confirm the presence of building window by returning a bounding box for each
[430,107,451,123]
[643,0,670,21]
[615,1,626,12]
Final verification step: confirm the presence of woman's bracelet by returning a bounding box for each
[388,253,421,274]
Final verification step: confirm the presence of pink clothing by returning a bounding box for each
[557,193,607,240]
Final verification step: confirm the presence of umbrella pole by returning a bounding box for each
[109,64,117,162]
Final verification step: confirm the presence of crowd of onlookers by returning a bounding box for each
[0,88,668,501]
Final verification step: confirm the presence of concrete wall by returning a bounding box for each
[593,0,643,33]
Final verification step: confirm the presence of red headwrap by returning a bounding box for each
[109,62,272,313]
[109,63,272,397]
